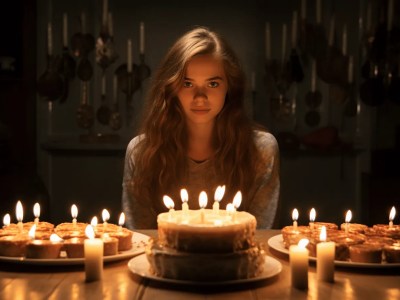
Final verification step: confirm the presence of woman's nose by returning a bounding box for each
[193,87,207,101]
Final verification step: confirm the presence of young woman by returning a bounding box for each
[122,27,280,229]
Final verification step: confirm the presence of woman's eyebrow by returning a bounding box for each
[184,76,224,81]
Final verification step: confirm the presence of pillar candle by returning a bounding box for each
[140,22,145,54]
[317,226,335,282]
[84,225,103,282]
[289,238,309,289]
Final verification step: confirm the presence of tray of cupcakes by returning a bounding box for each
[268,208,400,268]
[0,202,149,265]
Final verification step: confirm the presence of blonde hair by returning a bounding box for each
[130,27,265,213]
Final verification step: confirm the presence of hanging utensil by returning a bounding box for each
[109,75,122,130]
[96,73,111,125]
[73,12,94,82]
[96,10,118,71]
[76,81,94,129]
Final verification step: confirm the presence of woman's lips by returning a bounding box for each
[191,109,210,114]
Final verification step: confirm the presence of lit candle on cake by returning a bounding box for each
[226,203,234,219]
[389,206,396,228]
[84,225,103,282]
[33,203,40,225]
[50,233,63,242]
[292,208,299,230]
[28,224,36,240]
[213,185,225,214]
[71,204,78,227]
[163,195,175,221]
[232,191,242,222]
[118,212,125,231]
[345,210,352,234]
[309,208,316,230]
[16,201,23,232]
[3,214,10,227]
[317,226,335,282]
[91,216,98,235]
[199,191,208,223]
[102,209,110,231]
[180,189,189,215]
[289,238,309,290]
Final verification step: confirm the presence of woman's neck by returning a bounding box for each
[187,123,214,161]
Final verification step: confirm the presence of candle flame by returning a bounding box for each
[91,216,98,227]
[345,210,352,223]
[102,209,110,222]
[71,204,78,219]
[3,214,10,226]
[319,226,327,242]
[29,224,36,239]
[85,225,95,239]
[119,212,125,226]
[292,208,299,221]
[16,201,23,222]
[33,203,40,218]
[232,191,242,209]
[199,191,208,209]
[309,208,316,222]
[50,233,63,242]
[226,203,234,213]
[214,185,225,202]
[389,206,396,221]
[298,238,309,248]
[180,189,188,203]
[163,195,175,209]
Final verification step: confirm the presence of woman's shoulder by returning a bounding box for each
[253,130,278,150]
[126,134,146,155]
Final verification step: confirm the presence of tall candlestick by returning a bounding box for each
[345,210,352,234]
[265,22,271,61]
[309,208,316,230]
[348,56,354,84]
[163,195,175,221]
[47,22,53,55]
[108,12,113,37]
[290,238,309,289]
[140,22,145,54]
[317,226,335,282]
[328,15,335,47]
[33,203,40,225]
[199,191,208,223]
[16,201,23,232]
[63,13,68,47]
[84,225,103,282]
[281,23,287,63]
[292,208,299,229]
[342,24,347,56]
[389,206,396,228]
[127,39,132,73]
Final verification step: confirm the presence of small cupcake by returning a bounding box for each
[64,237,85,258]
[26,239,63,259]
[383,244,400,263]
[102,234,119,256]
[0,235,30,257]
[349,244,383,263]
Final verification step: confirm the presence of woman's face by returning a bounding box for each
[177,54,228,127]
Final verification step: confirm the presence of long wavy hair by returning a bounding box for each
[130,26,265,214]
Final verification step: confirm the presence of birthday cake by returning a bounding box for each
[146,209,265,281]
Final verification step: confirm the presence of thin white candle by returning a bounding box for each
[3,214,10,227]
[301,0,306,20]
[33,203,40,225]
[265,22,271,60]
[342,24,347,56]
[309,208,316,230]
[281,23,287,63]
[127,39,132,73]
[180,188,189,215]
[47,22,53,55]
[232,191,242,222]
[102,209,110,229]
[108,12,113,37]
[388,0,394,31]
[118,212,125,231]
[199,191,208,223]
[28,224,36,240]
[292,208,299,229]
[84,225,104,282]
[63,13,68,47]
[328,15,335,47]
[345,210,352,234]
[226,203,234,220]
[71,204,78,227]
[102,0,108,27]
[163,195,175,221]
[348,56,354,84]
[291,11,298,48]
[311,59,316,92]
[290,238,309,289]
[213,185,225,214]
[389,207,396,228]
[140,22,145,54]
[317,226,335,282]
[16,201,23,232]
[316,0,321,24]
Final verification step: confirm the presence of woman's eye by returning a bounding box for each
[209,81,219,88]
[183,81,192,88]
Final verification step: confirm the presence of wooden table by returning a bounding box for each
[0,230,399,300]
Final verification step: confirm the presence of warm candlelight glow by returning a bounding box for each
[320,226,327,242]
[298,238,309,248]
[317,226,335,282]
[50,233,63,242]
[180,189,189,214]
[292,208,299,229]
[163,195,175,210]
[84,225,103,282]
[3,214,10,227]
[389,206,396,227]
[16,201,23,231]
[232,191,242,209]
[118,212,125,227]
[226,203,234,215]
[91,216,98,227]
[33,203,40,218]
[213,185,225,214]
[102,209,110,223]
[345,210,352,234]
[71,204,78,220]
[199,191,208,209]
[290,238,309,289]
[29,224,36,240]
[309,208,316,229]
[85,225,95,239]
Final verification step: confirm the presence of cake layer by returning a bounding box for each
[157,209,256,253]
[146,239,265,281]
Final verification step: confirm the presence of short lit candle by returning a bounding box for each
[180,189,189,215]
[389,206,396,228]
[289,238,309,289]
[3,214,10,227]
[345,210,352,234]
[91,216,98,234]
[309,208,316,230]
[213,185,225,214]
[71,204,78,227]
[163,195,175,221]
[118,212,125,231]
[50,233,63,242]
[84,225,103,282]
[232,191,242,222]
[33,203,40,225]
[292,208,299,229]
[16,201,24,232]
[102,209,110,231]
[28,224,36,240]
[199,191,208,223]
[226,203,234,219]
[317,226,335,282]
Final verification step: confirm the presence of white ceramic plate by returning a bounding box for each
[268,234,400,268]
[128,253,282,285]
[0,232,150,266]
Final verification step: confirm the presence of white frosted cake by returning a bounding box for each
[146,209,265,281]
